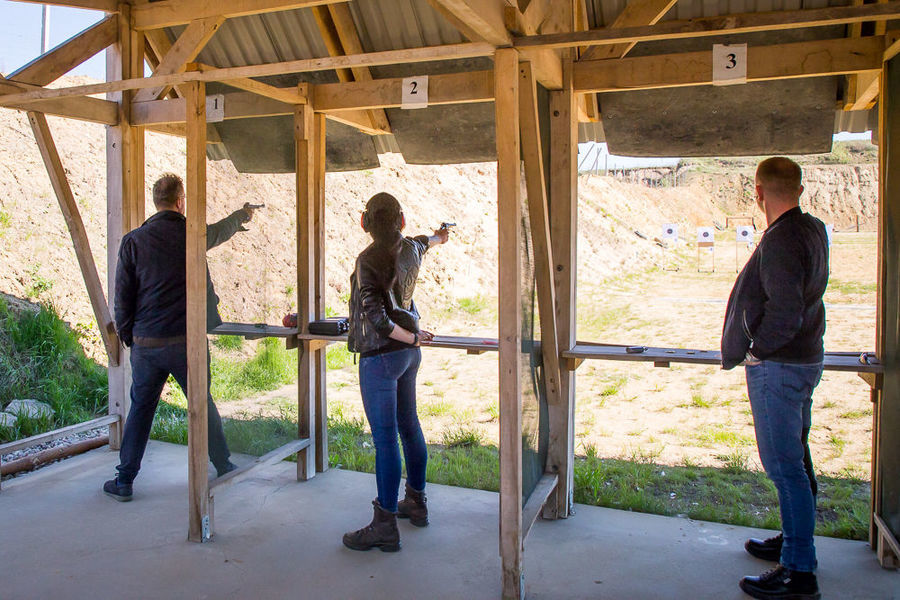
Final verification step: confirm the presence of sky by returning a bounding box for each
[0,1,873,170]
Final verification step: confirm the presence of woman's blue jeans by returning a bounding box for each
[746,360,823,573]
[359,347,427,512]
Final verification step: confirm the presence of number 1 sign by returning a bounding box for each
[712,44,747,86]
[401,76,429,109]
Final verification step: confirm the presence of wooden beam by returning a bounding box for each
[848,71,881,111]
[574,36,885,93]
[295,100,317,481]
[517,1,900,50]
[9,14,117,86]
[428,0,511,46]
[0,42,496,105]
[0,414,118,456]
[0,78,118,124]
[311,5,354,82]
[313,112,328,473]
[326,3,392,133]
[220,75,308,105]
[520,473,558,543]
[209,438,310,496]
[9,0,118,11]
[495,47,523,600]
[546,54,577,520]
[133,17,224,103]
[518,60,563,421]
[185,80,210,543]
[27,111,121,366]
[580,0,677,61]
[134,0,345,30]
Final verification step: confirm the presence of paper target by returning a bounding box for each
[736,226,754,243]
[661,224,679,240]
[825,224,834,246]
[697,227,715,243]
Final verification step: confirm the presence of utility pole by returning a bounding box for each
[41,6,50,54]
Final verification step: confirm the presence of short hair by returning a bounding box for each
[152,173,184,208]
[756,157,802,198]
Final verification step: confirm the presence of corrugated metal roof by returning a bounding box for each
[585,0,846,27]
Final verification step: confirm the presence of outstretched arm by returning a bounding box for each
[206,204,257,249]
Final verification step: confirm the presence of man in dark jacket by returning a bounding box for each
[721,157,828,600]
[103,173,258,501]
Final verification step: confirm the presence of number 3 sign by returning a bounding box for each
[712,44,747,86]
[401,76,429,109]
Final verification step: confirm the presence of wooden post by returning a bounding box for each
[185,80,210,543]
[495,47,524,600]
[547,52,578,520]
[314,112,329,473]
[105,3,142,450]
[295,100,317,480]
[875,55,900,565]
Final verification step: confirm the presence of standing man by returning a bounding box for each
[103,173,259,501]
[721,157,828,600]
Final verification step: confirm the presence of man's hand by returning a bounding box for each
[432,228,450,245]
[743,350,762,366]
[243,202,264,221]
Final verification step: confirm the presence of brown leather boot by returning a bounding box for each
[397,483,428,527]
[342,500,401,552]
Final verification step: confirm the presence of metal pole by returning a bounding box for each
[41,6,50,54]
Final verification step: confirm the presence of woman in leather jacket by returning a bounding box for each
[343,192,449,553]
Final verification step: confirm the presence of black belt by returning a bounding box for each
[133,335,186,348]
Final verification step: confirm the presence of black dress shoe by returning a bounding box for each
[216,460,239,477]
[746,532,783,562]
[739,564,820,600]
[103,477,133,502]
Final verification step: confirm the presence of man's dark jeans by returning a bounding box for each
[116,341,230,484]
[359,347,427,512]
[746,360,823,572]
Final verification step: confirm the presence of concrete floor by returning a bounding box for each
[1,441,897,600]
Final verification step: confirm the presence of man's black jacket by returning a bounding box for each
[114,209,249,347]
[721,207,829,370]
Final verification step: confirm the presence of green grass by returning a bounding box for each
[457,295,491,315]
[326,343,354,370]
[828,279,877,295]
[0,297,108,443]
[839,408,873,420]
[600,375,628,397]
[441,423,484,448]
[212,335,244,351]
[695,424,755,448]
[210,338,297,402]
[421,400,453,417]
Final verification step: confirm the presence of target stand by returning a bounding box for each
[696,227,715,272]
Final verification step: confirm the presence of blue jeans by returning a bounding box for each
[117,342,231,484]
[746,360,823,572]
[359,347,427,512]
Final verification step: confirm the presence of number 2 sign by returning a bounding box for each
[712,44,747,86]
[401,76,429,109]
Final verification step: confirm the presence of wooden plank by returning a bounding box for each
[0,414,118,455]
[10,0,118,10]
[520,473,558,544]
[580,0,677,61]
[133,17,224,103]
[546,54,577,520]
[27,111,121,366]
[0,78,118,124]
[313,112,328,473]
[516,1,900,50]
[427,0,511,46]
[9,14,117,86]
[220,76,307,105]
[311,5,354,82]
[326,3,392,133]
[0,43,496,106]
[495,47,523,600]
[184,80,211,543]
[313,70,494,112]
[574,36,885,94]
[295,101,317,481]
[211,322,298,338]
[874,514,900,567]
[517,61,563,409]
[133,0,343,30]
[848,71,881,111]
[209,438,311,496]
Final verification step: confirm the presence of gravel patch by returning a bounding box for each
[1,426,109,481]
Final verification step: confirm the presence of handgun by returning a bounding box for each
[440,222,456,230]
[246,203,266,210]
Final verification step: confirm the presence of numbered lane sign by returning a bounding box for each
[712,43,747,86]
[206,94,225,123]
[826,224,834,246]
[697,227,715,244]
[401,76,429,109]
[736,225,754,244]
[662,224,679,240]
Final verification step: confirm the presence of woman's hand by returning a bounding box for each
[418,330,435,345]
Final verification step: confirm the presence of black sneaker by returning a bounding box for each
[746,532,783,562]
[739,564,820,600]
[216,461,238,477]
[103,477,133,502]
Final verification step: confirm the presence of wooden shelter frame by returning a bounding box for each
[1,0,899,596]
